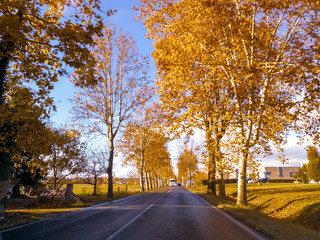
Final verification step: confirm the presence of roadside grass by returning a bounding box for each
[1,183,141,230]
[2,208,83,230]
[72,184,141,203]
[190,183,320,240]
[70,184,141,196]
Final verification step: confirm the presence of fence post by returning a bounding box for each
[118,186,120,195]
[37,191,40,203]
[65,184,74,203]
[126,184,128,196]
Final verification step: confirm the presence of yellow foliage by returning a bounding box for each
[136,0,320,204]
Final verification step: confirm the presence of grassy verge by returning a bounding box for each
[1,199,93,230]
[1,184,154,230]
[3,207,84,230]
[189,184,320,240]
[71,184,141,196]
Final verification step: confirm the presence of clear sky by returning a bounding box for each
[49,1,308,177]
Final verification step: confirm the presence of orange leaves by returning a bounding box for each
[138,0,320,203]
[118,104,173,180]
[177,147,198,184]
[0,0,104,99]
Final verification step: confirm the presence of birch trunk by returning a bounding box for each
[107,141,114,198]
[140,167,145,192]
[237,148,248,205]
[207,149,216,195]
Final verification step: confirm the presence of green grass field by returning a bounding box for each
[70,184,140,196]
[191,183,320,240]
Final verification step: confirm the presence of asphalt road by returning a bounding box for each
[1,187,268,240]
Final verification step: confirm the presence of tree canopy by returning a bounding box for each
[71,22,151,197]
[119,105,173,191]
[0,1,113,102]
[177,147,198,187]
[136,0,320,204]
[307,146,320,183]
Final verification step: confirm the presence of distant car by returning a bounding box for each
[258,178,269,183]
[177,183,181,186]
[247,179,256,183]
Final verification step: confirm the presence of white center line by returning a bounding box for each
[105,188,173,240]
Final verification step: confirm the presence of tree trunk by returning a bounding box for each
[139,167,145,192]
[107,141,114,198]
[148,175,152,190]
[216,140,226,198]
[205,119,216,195]
[207,150,216,195]
[155,175,159,189]
[145,171,149,190]
[139,150,145,192]
[149,173,153,189]
[153,176,156,189]
[93,176,97,195]
[218,170,226,198]
[147,172,151,190]
[237,148,248,205]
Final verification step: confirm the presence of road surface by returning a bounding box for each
[1,187,267,240]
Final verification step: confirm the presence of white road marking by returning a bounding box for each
[0,192,146,233]
[1,216,50,233]
[105,188,174,240]
[188,189,268,240]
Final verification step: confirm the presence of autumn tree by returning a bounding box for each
[71,23,151,198]
[198,0,320,205]
[193,171,207,186]
[46,128,85,190]
[119,105,171,191]
[0,0,114,104]
[119,114,155,191]
[307,146,320,183]
[0,0,112,204]
[137,0,320,205]
[136,0,235,197]
[144,130,172,189]
[85,147,108,195]
[177,147,198,187]
[0,86,52,196]
[298,164,309,184]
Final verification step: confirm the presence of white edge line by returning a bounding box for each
[1,217,50,233]
[0,192,145,233]
[105,188,173,240]
[188,189,268,240]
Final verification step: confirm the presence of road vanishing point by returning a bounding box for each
[1,187,268,240]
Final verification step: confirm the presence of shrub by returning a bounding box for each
[298,164,309,184]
